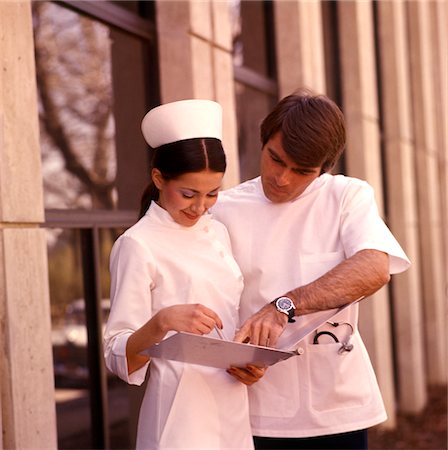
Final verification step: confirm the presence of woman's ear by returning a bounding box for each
[151,168,164,190]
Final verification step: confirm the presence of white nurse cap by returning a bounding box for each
[141,99,223,148]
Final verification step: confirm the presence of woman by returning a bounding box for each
[104,100,262,449]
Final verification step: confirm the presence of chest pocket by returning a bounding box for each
[307,334,373,412]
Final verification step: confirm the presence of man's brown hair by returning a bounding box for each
[260,89,346,172]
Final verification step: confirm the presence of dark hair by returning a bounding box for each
[139,137,226,218]
[260,89,346,173]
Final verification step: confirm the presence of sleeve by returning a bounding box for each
[340,180,411,274]
[103,234,155,385]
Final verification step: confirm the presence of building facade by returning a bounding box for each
[0,1,446,448]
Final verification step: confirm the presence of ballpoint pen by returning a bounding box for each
[214,325,226,340]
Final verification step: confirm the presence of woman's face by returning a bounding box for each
[152,169,223,227]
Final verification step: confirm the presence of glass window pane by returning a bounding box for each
[33,2,151,211]
[49,226,131,448]
[231,0,275,78]
[48,229,91,447]
[235,82,277,181]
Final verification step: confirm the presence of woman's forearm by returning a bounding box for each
[126,312,168,375]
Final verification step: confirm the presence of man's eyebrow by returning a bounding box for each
[268,148,317,173]
[268,148,284,160]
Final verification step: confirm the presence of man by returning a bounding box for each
[213,89,410,450]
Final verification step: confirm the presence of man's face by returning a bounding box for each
[260,132,322,203]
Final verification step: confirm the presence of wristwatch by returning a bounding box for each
[271,296,296,323]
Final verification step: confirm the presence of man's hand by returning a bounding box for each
[227,364,267,386]
[234,302,288,347]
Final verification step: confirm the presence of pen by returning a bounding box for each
[214,325,226,340]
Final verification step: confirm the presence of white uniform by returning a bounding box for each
[104,202,253,450]
[212,174,410,438]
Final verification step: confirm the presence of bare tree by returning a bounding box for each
[33,2,117,209]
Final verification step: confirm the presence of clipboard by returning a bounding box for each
[141,302,357,369]
[142,333,296,369]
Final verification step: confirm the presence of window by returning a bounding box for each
[231,0,278,181]
[34,1,159,447]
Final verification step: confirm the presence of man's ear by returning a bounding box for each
[151,168,164,190]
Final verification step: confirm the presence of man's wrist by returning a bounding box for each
[271,296,296,323]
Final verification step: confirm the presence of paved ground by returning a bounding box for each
[59,385,446,449]
[368,385,447,450]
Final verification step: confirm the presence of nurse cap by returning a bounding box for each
[141,99,223,148]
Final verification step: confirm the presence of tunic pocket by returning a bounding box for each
[249,358,300,418]
[307,340,373,413]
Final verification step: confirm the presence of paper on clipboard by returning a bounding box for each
[141,333,296,369]
[141,302,356,369]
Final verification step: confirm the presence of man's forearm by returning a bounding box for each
[286,249,390,315]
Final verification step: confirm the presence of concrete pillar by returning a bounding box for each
[376,0,427,414]
[273,0,326,97]
[338,0,396,427]
[155,0,239,187]
[407,0,447,385]
[430,1,448,294]
[0,1,57,449]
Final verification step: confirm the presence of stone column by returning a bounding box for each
[338,0,396,427]
[407,0,447,385]
[431,1,448,299]
[274,0,326,97]
[155,0,239,187]
[0,1,57,449]
[376,0,427,414]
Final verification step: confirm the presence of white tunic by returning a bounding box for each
[104,202,253,450]
[212,174,411,438]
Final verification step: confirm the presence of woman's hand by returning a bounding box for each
[156,303,223,335]
[227,364,267,386]
[126,303,222,375]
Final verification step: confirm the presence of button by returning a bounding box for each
[297,347,304,355]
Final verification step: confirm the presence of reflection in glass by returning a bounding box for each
[235,82,276,181]
[48,227,131,448]
[230,0,273,77]
[33,2,117,210]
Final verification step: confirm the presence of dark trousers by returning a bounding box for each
[253,429,368,450]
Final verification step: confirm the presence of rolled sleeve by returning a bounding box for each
[341,181,411,274]
[104,331,149,385]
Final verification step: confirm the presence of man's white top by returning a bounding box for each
[212,174,411,437]
[104,202,253,449]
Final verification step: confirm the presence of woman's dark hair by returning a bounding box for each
[139,137,226,218]
[260,88,346,173]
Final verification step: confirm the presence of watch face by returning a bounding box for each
[277,297,293,311]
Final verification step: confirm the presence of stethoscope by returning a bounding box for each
[313,321,354,354]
